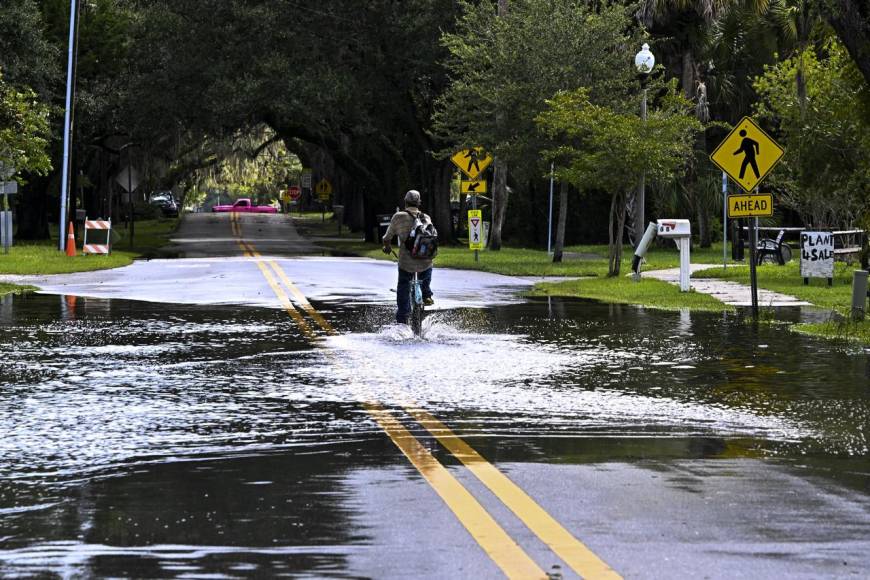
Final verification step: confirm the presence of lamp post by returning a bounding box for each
[633,43,654,244]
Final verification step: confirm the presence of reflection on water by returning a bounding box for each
[0,293,868,575]
[0,294,868,481]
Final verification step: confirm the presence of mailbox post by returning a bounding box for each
[631,219,692,292]
[657,219,692,292]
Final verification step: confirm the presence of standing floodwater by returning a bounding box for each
[0,292,868,578]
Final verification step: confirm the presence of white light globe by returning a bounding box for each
[634,43,655,74]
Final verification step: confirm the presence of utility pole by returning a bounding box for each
[59,0,81,252]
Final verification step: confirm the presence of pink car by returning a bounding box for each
[212,198,278,213]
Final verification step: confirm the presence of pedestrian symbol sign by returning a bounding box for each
[468,209,484,250]
[710,117,784,192]
[451,148,493,180]
[461,180,487,195]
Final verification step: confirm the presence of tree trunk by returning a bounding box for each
[489,157,508,250]
[608,190,627,276]
[823,0,870,87]
[490,0,509,250]
[552,180,568,262]
[681,49,696,100]
[696,197,711,248]
[430,160,453,242]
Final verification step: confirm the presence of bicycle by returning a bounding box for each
[385,248,425,337]
[408,270,425,337]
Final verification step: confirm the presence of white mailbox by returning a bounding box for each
[659,219,692,292]
[657,219,691,239]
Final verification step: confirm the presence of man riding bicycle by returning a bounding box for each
[382,189,435,324]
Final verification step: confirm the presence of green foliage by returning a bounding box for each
[0,72,52,176]
[753,39,870,228]
[0,0,58,97]
[0,283,36,297]
[537,85,702,195]
[434,0,640,178]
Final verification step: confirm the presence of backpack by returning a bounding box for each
[404,210,438,259]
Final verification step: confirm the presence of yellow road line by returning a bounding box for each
[267,260,336,334]
[253,259,314,338]
[233,228,613,579]
[405,406,621,580]
[231,213,311,336]
[364,402,547,580]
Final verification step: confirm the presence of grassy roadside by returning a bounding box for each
[695,261,870,343]
[529,276,730,311]
[0,217,178,296]
[316,236,731,311]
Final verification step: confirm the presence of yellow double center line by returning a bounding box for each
[229,212,620,579]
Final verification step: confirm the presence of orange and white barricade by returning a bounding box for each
[83,217,112,255]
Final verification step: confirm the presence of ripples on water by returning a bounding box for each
[0,296,867,485]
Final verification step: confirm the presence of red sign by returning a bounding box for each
[288,186,301,201]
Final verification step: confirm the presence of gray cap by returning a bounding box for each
[404,189,421,207]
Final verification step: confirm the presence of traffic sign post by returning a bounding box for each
[468,209,484,252]
[315,179,332,222]
[451,147,493,262]
[710,117,784,193]
[0,174,16,254]
[461,180,487,194]
[711,117,785,319]
[451,148,493,180]
[727,193,773,218]
[301,169,312,210]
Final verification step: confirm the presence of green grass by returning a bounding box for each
[528,276,731,311]
[0,282,36,297]
[324,240,731,277]
[320,238,734,311]
[794,319,870,344]
[694,261,856,313]
[291,212,363,240]
[693,260,870,343]
[0,218,178,276]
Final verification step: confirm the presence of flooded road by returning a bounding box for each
[1,291,869,578]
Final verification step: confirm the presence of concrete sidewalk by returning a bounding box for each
[645,264,811,307]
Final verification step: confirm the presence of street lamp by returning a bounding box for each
[634,43,654,244]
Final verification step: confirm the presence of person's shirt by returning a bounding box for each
[383,206,434,273]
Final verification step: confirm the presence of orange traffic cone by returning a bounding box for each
[65,222,76,257]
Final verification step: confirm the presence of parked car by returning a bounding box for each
[149,191,179,217]
[211,198,278,213]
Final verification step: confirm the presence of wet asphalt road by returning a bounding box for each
[0,212,869,579]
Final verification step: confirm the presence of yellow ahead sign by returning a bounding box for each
[710,117,784,192]
[468,209,484,250]
[461,180,487,195]
[728,193,774,218]
[451,148,493,180]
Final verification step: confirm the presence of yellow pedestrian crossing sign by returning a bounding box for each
[315,178,332,201]
[468,209,484,250]
[710,117,784,192]
[461,180,487,195]
[451,148,493,180]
